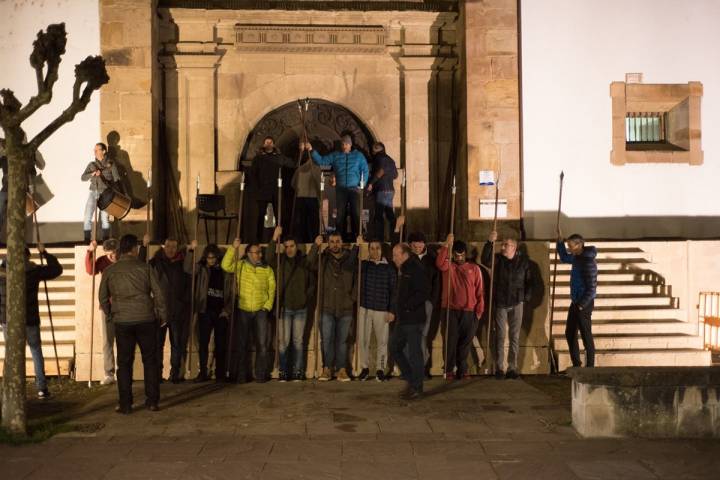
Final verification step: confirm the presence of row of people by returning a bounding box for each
[93,229,596,412]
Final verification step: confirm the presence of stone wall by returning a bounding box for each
[571,367,720,438]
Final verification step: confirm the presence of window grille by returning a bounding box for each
[625,112,665,143]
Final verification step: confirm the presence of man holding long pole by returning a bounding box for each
[437,234,485,381]
[225,173,245,381]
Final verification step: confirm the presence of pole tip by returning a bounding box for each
[560,171,565,180]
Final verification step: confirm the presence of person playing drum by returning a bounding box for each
[81,142,120,242]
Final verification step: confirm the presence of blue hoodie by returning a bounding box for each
[557,241,597,310]
[311,149,370,189]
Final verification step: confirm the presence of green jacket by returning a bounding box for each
[267,242,318,311]
[99,255,167,325]
[221,247,275,312]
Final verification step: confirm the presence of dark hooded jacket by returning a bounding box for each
[183,247,235,317]
[557,241,597,310]
[150,249,190,322]
[248,148,294,201]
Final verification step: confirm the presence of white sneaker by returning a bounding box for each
[101,375,116,385]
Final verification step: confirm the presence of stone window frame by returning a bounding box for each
[610,81,703,165]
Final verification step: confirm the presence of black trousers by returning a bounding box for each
[198,310,228,378]
[227,308,270,382]
[335,186,360,242]
[389,322,424,393]
[115,321,159,409]
[443,309,478,376]
[371,202,396,242]
[294,197,319,244]
[565,302,595,367]
[158,316,189,379]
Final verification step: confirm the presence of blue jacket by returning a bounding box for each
[557,241,597,310]
[360,258,397,312]
[311,149,370,189]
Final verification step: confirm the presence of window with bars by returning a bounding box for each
[625,112,665,143]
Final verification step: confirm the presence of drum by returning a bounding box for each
[97,188,131,219]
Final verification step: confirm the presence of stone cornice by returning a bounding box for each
[234,23,386,54]
[158,0,458,12]
[160,53,223,70]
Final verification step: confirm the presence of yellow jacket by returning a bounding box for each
[221,247,275,312]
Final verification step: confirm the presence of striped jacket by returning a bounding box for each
[221,248,275,313]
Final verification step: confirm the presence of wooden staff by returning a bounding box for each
[485,172,501,375]
[290,98,311,230]
[28,181,60,379]
[226,172,245,379]
[353,173,365,376]
[548,171,564,374]
[88,206,99,387]
[145,169,151,264]
[313,174,325,379]
[443,176,456,380]
[274,167,283,376]
[186,175,200,378]
[398,169,406,243]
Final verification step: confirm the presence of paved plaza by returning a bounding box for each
[1,376,718,479]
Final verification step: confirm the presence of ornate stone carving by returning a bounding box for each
[234,24,386,54]
[239,99,375,167]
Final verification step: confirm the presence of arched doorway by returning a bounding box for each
[239,99,377,243]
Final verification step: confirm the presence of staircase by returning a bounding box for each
[0,247,76,377]
[550,243,711,370]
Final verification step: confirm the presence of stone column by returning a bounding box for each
[399,57,439,210]
[161,54,221,240]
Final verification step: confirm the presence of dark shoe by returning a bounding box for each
[37,389,51,400]
[505,370,519,380]
[115,405,132,415]
[83,230,91,243]
[495,369,506,380]
[291,372,304,382]
[101,228,111,241]
[194,372,209,383]
[424,368,432,380]
[375,370,385,382]
[407,389,423,400]
[146,403,160,412]
[278,371,289,383]
[358,368,370,381]
[255,377,269,384]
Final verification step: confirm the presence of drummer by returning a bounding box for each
[81,143,120,242]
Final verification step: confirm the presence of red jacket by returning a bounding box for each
[436,246,485,318]
[85,250,114,275]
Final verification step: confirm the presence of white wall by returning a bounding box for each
[0,0,100,226]
[521,0,720,239]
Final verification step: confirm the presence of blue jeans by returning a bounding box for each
[1,324,47,391]
[320,312,352,371]
[279,308,307,376]
[83,191,110,230]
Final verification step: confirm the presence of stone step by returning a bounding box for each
[554,284,667,295]
[552,260,652,271]
[553,333,704,351]
[548,249,653,262]
[551,307,686,321]
[552,320,697,336]
[554,295,677,308]
[551,270,665,283]
[0,358,72,377]
[557,349,712,370]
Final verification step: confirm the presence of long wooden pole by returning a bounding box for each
[353,173,365,376]
[145,169,151,264]
[28,181,60,379]
[398,170,406,243]
[226,173,245,379]
[186,175,200,378]
[313,174,325,379]
[485,172,500,375]
[274,167,283,376]
[88,206,99,387]
[443,176,456,380]
[548,171,564,374]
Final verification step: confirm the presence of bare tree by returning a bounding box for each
[0,23,108,435]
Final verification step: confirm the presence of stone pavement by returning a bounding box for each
[1,376,719,479]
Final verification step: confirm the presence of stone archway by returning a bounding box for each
[238,99,376,168]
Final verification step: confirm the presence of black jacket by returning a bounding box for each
[149,250,190,322]
[392,256,431,324]
[480,241,532,309]
[248,149,294,201]
[0,252,63,327]
[360,259,396,312]
[369,152,398,192]
[183,249,235,316]
[417,248,440,304]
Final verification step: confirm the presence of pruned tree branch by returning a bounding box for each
[15,24,68,125]
[28,55,109,151]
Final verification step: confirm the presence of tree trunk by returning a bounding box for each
[1,138,29,435]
